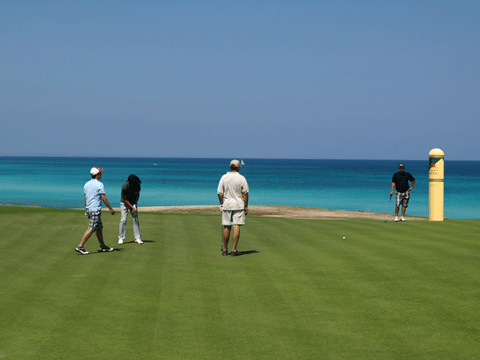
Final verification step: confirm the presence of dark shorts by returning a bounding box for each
[396,191,410,208]
[86,210,103,231]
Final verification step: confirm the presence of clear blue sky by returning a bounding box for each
[1,1,479,160]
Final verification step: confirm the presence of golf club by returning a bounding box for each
[385,194,392,222]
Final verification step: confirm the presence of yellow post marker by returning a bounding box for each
[429,148,444,221]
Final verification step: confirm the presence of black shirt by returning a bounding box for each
[392,171,415,193]
[121,181,141,204]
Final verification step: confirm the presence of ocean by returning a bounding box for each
[0,157,479,219]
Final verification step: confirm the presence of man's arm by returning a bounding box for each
[409,180,415,191]
[100,194,116,215]
[243,192,249,215]
[217,177,225,207]
[134,192,140,214]
[408,173,415,191]
[122,194,137,215]
[390,182,395,197]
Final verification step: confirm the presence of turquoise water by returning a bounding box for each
[1,157,479,219]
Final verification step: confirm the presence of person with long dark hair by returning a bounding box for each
[118,174,143,245]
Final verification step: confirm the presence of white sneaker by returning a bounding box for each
[135,239,143,245]
[118,239,124,245]
[394,216,399,222]
[401,217,406,222]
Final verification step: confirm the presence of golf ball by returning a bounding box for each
[343,237,345,239]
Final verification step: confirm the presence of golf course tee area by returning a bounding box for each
[0,206,479,359]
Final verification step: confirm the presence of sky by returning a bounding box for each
[1,0,479,160]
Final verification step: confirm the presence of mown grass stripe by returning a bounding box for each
[1,207,480,359]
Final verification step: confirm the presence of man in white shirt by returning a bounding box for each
[75,166,116,255]
[217,160,249,256]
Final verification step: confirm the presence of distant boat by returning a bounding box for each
[154,163,157,166]
[241,160,245,165]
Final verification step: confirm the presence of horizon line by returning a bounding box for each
[0,155,478,162]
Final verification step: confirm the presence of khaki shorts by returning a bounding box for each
[222,210,246,226]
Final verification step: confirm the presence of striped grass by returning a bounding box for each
[0,206,479,359]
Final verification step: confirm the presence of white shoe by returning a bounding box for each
[135,239,143,245]
[118,239,124,245]
[394,216,399,222]
[401,217,406,222]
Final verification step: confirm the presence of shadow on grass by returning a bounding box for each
[74,248,124,256]
[90,248,124,254]
[121,240,156,245]
[233,250,259,256]
[75,240,155,255]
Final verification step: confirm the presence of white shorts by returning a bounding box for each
[222,210,246,226]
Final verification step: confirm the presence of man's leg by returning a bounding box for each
[394,193,400,221]
[223,226,231,250]
[132,209,141,241]
[118,203,128,243]
[232,225,241,253]
[401,203,407,221]
[76,229,93,254]
[96,228,107,247]
[401,192,410,220]
[395,192,400,216]
[79,229,94,247]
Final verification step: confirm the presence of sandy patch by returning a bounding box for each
[134,205,426,221]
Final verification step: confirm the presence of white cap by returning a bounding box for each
[230,159,241,168]
[90,166,104,175]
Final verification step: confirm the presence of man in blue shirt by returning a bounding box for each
[76,167,116,255]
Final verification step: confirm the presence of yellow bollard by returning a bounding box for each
[429,148,444,221]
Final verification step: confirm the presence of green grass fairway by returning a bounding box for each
[1,206,479,359]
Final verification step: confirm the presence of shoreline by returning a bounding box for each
[134,205,428,221]
[1,204,428,220]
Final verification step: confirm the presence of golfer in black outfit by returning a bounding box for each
[390,163,415,222]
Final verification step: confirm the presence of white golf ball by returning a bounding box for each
[343,237,345,239]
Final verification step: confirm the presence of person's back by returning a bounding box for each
[217,160,249,257]
[218,171,248,211]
